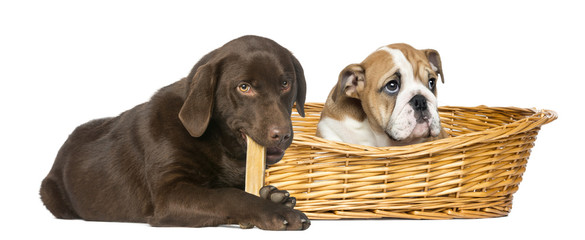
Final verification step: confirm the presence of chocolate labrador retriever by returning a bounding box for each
[40,35,310,230]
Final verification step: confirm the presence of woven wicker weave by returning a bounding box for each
[265,103,557,220]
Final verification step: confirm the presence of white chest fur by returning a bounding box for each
[317,116,391,147]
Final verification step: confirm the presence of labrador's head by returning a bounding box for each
[179,36,306,164]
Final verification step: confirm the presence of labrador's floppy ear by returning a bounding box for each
[179,64,216,137]
[291,55,306,117]
[332,64,365,102]
[423,49,444,83]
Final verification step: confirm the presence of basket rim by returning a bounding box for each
[291,104,557,158]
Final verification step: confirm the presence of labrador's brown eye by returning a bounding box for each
[238,83,250,92]
[282,80,289,88]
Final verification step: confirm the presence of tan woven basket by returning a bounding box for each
[265,103,557,220]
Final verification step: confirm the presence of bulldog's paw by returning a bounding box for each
[259,185,296,209]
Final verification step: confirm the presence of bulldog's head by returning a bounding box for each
[336,43,444,145]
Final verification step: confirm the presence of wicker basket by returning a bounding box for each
[265,103,557,220]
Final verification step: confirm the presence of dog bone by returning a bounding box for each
[240,135,266,229]
[245,135,266,197]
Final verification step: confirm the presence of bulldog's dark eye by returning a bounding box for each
[238,83,251,93]
[384,80,400,94]
[428,78,437,90]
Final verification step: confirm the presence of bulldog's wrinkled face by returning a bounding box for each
[347,43,444,145]
[376,45,442,144]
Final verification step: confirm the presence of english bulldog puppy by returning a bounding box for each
[316,43,448,147]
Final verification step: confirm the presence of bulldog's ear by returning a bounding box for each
[333,64,365,101]
[179,64,216,137]
[291,55,306,117]
[423,49,444,83]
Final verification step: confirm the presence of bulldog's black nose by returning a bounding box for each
[410,95,428,111]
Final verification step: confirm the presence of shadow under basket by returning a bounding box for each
[265,103,557,220]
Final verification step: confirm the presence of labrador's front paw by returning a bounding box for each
[253,203,310,230]
[259,185,296,208]
[240,185,310,230]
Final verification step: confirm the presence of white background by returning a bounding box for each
[1,0,582,239]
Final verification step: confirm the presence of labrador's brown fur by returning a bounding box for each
[40,35,309,230]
